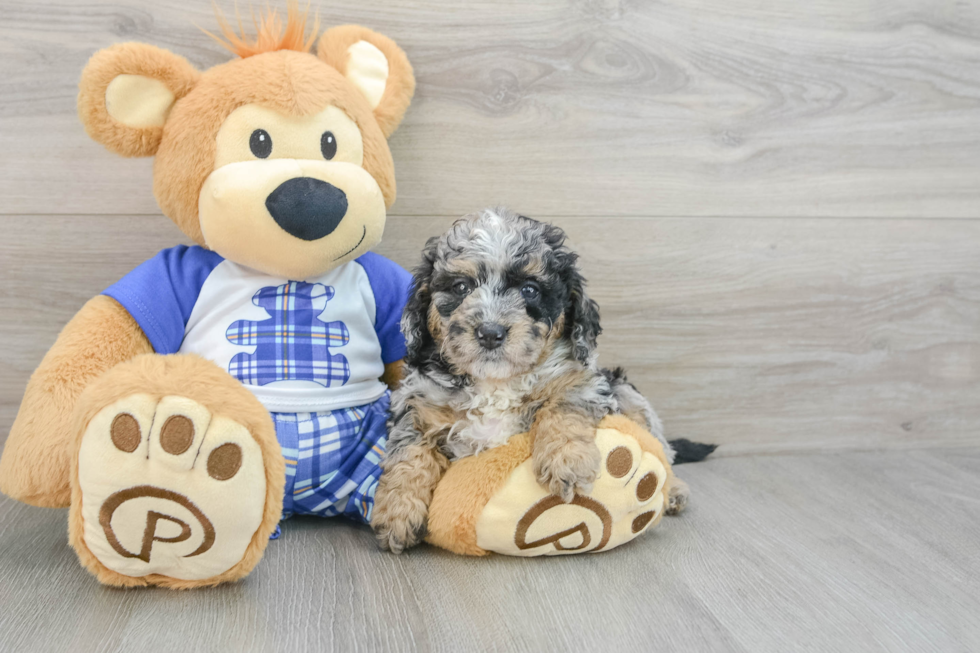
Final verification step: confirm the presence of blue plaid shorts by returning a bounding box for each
[273,392,389,524]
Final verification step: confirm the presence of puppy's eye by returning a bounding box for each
[521,282,540,300]
[452,281,472,296]
[249,129,272,158]
[321,131,337,160]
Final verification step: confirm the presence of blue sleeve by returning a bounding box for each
[102,246,224,354]
[356,252,412,364]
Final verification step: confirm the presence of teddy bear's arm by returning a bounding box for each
[0,295,152,507]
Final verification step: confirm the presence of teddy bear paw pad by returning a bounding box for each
[475,426,667,556]
[76,394,267,581]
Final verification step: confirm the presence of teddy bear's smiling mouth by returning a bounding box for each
[332,225,367,261]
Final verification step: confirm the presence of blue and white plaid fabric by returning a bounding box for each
[275,392,389,524]
[226,281,351,387]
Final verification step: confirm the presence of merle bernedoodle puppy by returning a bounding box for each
[372,208,710,553]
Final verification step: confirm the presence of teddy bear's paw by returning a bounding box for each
[75,394,268,582]
[474,425,668,556]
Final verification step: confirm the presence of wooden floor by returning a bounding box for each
[1,0,979,651]
[2,450,979,652]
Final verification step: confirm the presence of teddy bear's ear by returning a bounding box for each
[78,42,200,157]
[317,26,416,138]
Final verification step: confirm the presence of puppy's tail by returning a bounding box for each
[604,367,717,465]
[668,439,717,464]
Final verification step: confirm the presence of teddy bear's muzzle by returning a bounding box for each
[198,159,386,279]
[265,177,349,241]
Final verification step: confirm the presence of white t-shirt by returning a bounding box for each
[104,246,411,413]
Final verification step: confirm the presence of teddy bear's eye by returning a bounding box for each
[321,131,337,160]
[249,129,272,159]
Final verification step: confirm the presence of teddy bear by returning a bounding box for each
[0,5,677,588]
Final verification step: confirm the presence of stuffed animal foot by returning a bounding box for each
[68,354,284,588]
[426,415,674,557]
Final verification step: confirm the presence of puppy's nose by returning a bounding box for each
[265,177,348,241]
[475,323,508,350]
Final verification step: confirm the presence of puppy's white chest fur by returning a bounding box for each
[443,377,535,460]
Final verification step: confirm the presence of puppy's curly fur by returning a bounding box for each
[372,208,689,553]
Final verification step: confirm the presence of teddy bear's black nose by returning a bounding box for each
[265,177,348,241]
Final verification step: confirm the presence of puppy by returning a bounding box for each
[372,208,689,553]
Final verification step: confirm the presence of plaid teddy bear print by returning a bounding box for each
[226,282,351,387]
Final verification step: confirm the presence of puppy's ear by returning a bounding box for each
[402,236,439,365]
[567,270,602,365]
[78,43,199,157]
[550,236,601,366]
[317,25,415,138]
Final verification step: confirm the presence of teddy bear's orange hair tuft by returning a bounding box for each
[204,1,320,59]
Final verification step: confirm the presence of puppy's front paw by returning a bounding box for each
[371,485,429,554]
[533,437,602,503]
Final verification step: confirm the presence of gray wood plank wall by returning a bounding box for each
[1,0,978,457]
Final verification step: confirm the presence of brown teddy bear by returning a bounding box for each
[0,5,676,588]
